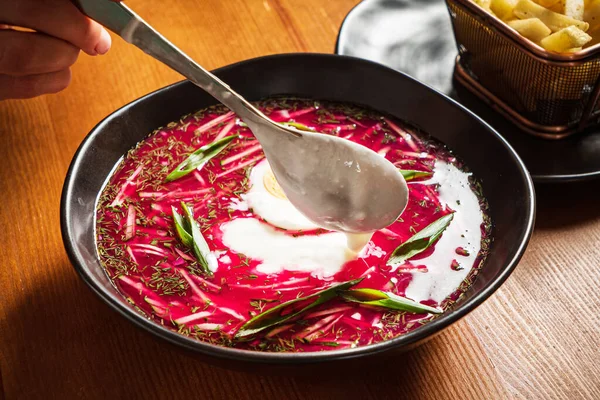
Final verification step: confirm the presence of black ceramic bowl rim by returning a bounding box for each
[61,53,535,364]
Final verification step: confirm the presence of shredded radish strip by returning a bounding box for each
[174,247,195,262]
[195,111,234,134]
[193,170,206,185]
[348,117,368,128]
[270,109,290,121]
[144,297,168,308]
[110,165,143,207]
[130,243,170,257]
[423,186,442,207]
[187,271,222,292]
[385,118,420,152]
[195,323,223,331]
[364,122,381,136]
[294,314,340,340]
[304,306,353,320]
[288,107,316,119]
[124,204,136,241]
[309,339,352,348]
[118,275,158,297]
[396,264,428,272]
[305,314,344,342]
[384,280,395,291]
[372,314,382,326]
[213,119,236,141]
[135,227,168,237]
[142,249,167,258]
[220,144,262,165]
[150,203,168,213]
[150,306,168,316]
[138,191,166,199]
[275,285,314,292]
[126,246,138,264]
[378,146,391,156]
[400,151,435,159]
[118,275,141,289]
[322,124,356,131]
[266,324,294,338]
[313,339,354,345]
[234,139,259,149]
[173,258,186,267]
[150,216,170,228]
[359,266,376,278]
[341,316,373,328]
[379,227,401,238]
[219,307,245,321]
[226,283,277,290]
[216,155,264,179]
[164,188,211,199]
[275,277,310,287]
[395,159,419,165]
[175,311,212,325]
[179,269,210,303]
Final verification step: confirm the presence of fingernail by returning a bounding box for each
[95,29,112,55]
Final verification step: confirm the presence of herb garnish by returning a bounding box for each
[387,213,454,266]
[165,135,236,182]
[172,203,212,275]
[280,122,314,132]
[235,278,363,339]
[340,289,441,314]
[399,169,433,181]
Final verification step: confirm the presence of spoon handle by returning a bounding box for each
[74,0,263,123]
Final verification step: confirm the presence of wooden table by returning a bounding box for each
[1,0,599,398]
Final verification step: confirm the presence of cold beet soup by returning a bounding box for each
[96,98,492,352]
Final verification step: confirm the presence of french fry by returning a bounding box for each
[534,0,561,6]
[562,0,585,20]
[514,0,590,31]
[508,18,553,41]
[548,2,565,12]
[491,0,519,19]
[584,0,600,25]
[474,0,493,10]
[540,25,592,50]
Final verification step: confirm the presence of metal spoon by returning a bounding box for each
[75,0,409,233]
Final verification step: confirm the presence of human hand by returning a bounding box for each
[0,0,112,100]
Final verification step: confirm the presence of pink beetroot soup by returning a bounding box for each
[96,98,491,352]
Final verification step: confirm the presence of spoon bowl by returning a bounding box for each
[248,120,409,232]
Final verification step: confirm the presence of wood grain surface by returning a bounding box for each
[1,0,599,399]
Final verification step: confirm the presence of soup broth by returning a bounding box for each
[96,98,491,352]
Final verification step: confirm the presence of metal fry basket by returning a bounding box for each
[445,0,600,139]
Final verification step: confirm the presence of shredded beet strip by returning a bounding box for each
[216,155,264,178]
[178,269,211,303]
[221,144,262,165]
[175,311,212,325]
[124,204,136,241]
[214,119,236,141]
[305,314,344,342]
[384,118,420,152]
[110,165,143,207]
[195,111,234,134]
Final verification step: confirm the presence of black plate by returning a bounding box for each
[336,0,600,183]
[61,53,534,366]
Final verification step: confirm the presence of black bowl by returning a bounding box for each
[61,53,535,365]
